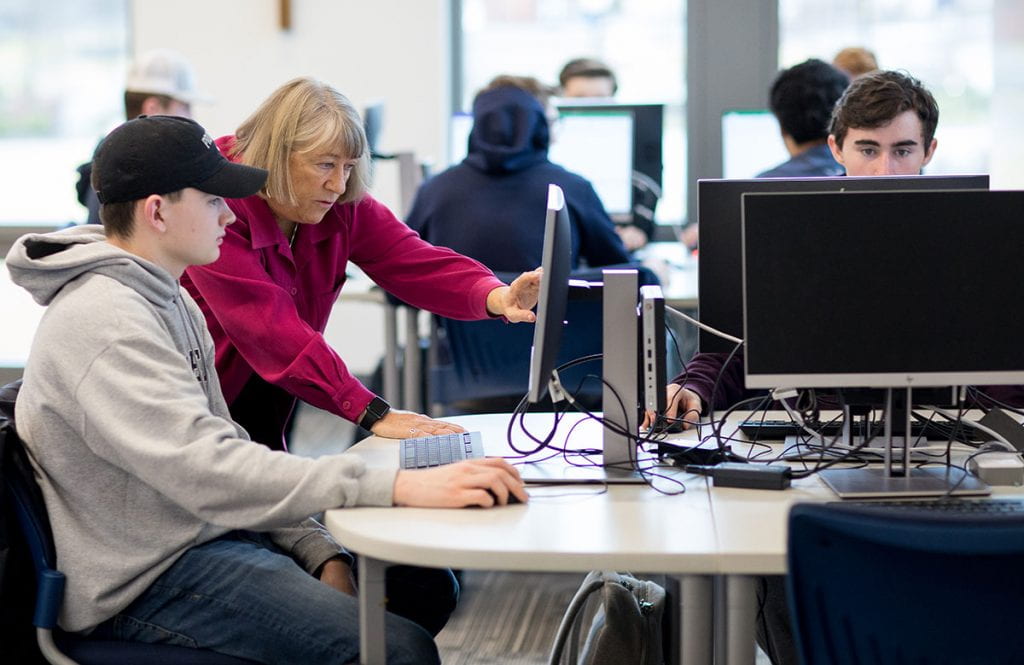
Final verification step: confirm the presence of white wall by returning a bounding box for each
[131,0,451,213]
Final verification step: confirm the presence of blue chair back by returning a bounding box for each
[429,265,660,415]
[0,381,256,665]
[786,502,1024,665]
[430,299,604,414]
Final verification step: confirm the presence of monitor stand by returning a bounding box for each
[818,388,990,499]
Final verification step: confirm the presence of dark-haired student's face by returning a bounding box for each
[828,110,937,177]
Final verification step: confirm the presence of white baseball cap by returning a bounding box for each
[125,48,213,105]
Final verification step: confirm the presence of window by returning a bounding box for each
[0,1,128,226]
[457,0,686,224]
[780,0,1024,188]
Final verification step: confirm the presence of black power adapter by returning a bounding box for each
[685,462,792,490]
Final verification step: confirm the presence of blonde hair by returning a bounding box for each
[231,77,370,206]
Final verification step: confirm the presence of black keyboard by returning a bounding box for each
[829,498,1024,514]
[739,418,982,443]
[399,431,486,469]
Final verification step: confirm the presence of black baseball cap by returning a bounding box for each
[92,115,267,204]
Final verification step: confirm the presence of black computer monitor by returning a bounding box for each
[741,189,1024,498]
[742,189,1024,389]
[554,102,663,226]
[697,175,990,353]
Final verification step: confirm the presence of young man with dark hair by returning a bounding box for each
[558,57,618,98]
[657,69,948,431]
[758,58,850,178]
[827,69,939,176]
[9,115,526,664]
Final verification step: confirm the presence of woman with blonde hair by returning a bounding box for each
[181,76,537,637]
[183,77,539,452]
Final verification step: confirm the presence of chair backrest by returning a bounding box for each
[429,299,604,414]
[0,380,256,665]
[428,265,660,415]
[786,502,1024,665]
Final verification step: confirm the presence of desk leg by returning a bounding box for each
[723,575,757,665]
[383,303,399,407]
[402,307,421,413]
[358,556,388,665]
[676,575,713,665]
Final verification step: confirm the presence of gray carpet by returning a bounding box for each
[436,571,585,665]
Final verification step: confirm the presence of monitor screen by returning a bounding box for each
[549,109,634,215]
[721,110,788,179]
[697,175,990,354]
[448,111,473,166]
[527,184,572,403]
[450,103,663,225]
[363,102,385,157]
[742,190,1024,389]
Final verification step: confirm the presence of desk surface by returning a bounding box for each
[325,412,718,573]
[326,409,1024,575]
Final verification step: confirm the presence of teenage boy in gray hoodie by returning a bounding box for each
[7,115,526,665]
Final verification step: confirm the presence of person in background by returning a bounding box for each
[757,58,849,178]
[406,75,630,275]
[649,69,1021,665]
[558,57,618,98]
[685,58,849,249]
[181,77,540,452]
[76,48,209,225]
[558,57,655,250]
[832,46,879,79]
[9,115,527,664]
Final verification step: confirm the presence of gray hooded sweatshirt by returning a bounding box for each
[6,225,396,632]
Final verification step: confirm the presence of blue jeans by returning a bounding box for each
[92,531,448,664]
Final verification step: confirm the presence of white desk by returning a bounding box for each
[325,409,1024,664]
[325,412,720,665]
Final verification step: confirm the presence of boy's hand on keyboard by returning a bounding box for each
[393,458,528,508]
[370,410,466,439]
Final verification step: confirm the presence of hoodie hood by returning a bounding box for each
[464,86,550,174]
[6,224,179,308]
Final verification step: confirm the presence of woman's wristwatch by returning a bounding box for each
[358,396,391,431]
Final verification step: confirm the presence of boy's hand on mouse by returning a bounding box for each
[393,458,528,508]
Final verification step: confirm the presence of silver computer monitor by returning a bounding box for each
[721,109,788,179]
[527,184,572,404]
[548,109,634,216]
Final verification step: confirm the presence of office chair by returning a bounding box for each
[0,381,256,665]
[786,502,1024,665]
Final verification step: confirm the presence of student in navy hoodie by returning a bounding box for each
[406,75,630,274]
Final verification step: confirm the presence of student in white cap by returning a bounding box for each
[76,48,211,224]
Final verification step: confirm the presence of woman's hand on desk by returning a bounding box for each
[641,384,703,431]
[370,410,465,439]
[486,269,542,322]
[393,458,528,508]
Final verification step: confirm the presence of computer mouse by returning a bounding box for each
[486,489,524,506]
